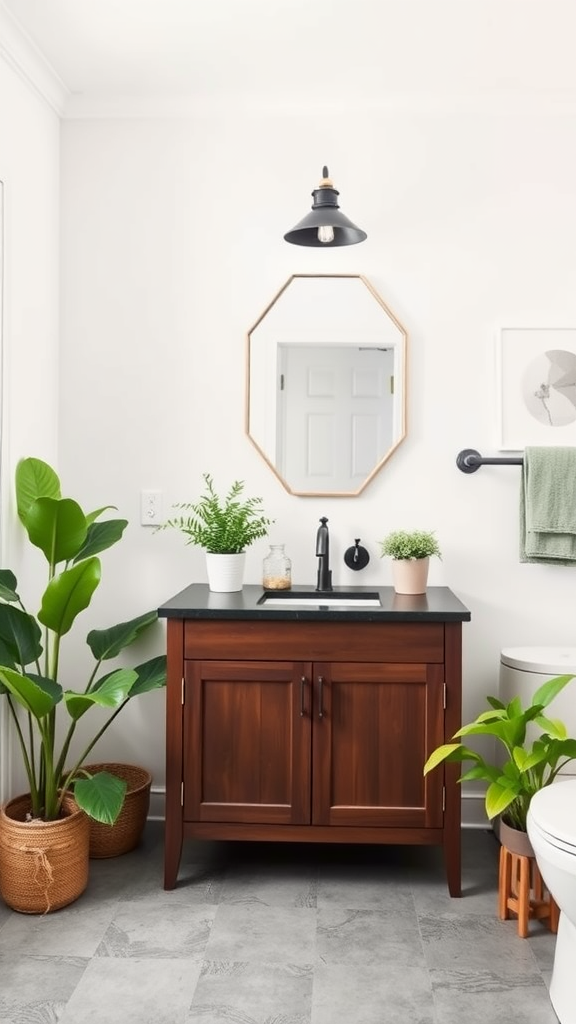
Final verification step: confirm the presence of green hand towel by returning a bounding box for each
[520,446,576,564]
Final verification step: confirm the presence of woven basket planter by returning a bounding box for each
[84,763,152,858]
[0,793,89,914]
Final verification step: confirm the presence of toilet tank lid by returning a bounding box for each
[501,646,576,674]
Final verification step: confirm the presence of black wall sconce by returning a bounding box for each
[284,166,367,248]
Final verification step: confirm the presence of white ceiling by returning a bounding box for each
[3,0,576,113]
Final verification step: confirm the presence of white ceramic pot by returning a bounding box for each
[391,557,429,595]
[205,552,246,593]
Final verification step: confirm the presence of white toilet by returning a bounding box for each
[528,781,576,1024]
[501,648,576,1023]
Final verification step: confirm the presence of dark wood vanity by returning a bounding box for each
[158,584,471,895]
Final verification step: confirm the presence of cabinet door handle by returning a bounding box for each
[300,676,307,717]
[317,675,324,718]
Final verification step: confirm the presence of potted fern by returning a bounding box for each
[0,457,166,912]
[161,473,274,592]
[378,529,441,594]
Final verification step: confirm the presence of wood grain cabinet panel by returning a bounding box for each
[312,661,445,829]
[162,611,465,897]
[183,660,311,825]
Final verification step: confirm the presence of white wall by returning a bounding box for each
[0,56,60,798]
[56,104,576,823]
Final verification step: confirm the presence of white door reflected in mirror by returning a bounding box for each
[277,343,395,493]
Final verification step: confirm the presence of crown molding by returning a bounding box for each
[0,2,69,116]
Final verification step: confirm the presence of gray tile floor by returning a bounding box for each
[0,824,560,1024]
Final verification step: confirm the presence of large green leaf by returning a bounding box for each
[91,657,166,696]
[0,666,60,719]
[73,770,127,824]
[0,569,19,603]
[457,720,512,742]
[0,641,16,683]
[85,505,118,527]
[506,696,523,718]
[0,604,43,667]
[533,673,576,708]
[512,746,546,771]
[25,672,62,703]
[485,695,506,710]
[130,655,167,695]
[475,708,507,722]
[24,497,88,565]
[73,519,128,562]
[15,457,61,523]
[38,558,101,636]
[533,714,567,740]
[485,780,518,820]
[460,763,501,784]
[87,610,158,661]
[423,743,476,774]
[551,738,576,763]
[64,668,137,720]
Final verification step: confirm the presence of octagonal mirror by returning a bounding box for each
[246,274,407,496]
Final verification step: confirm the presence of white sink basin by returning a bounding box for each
[260,592,381,608]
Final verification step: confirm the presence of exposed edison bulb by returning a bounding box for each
[317,224,335,244]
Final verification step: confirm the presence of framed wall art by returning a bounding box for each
[496,328,576,451]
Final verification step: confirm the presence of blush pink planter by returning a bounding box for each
[391,557,429,595]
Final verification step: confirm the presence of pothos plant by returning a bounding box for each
[0,457,166,824]
[161,472,273,553]
[423,673,576,831]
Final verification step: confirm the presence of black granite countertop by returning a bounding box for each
[158,584,471,623]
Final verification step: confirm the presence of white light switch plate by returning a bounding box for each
[140,489,163,526]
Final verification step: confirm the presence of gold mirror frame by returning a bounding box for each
[246,274,407,496]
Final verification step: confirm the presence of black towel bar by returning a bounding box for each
[456,448,524,474]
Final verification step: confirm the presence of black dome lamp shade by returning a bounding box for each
[283,166,367,247]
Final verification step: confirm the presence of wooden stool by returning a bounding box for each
[498,844,560,937]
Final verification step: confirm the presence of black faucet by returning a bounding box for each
[315,516,333,592]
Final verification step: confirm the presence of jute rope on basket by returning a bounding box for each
[13,840,55,913]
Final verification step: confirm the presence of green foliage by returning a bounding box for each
[161,473,274,554]
[379,529,441,561]
[423,674,576,830]
[0,458,166,824]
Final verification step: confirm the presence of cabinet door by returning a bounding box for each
[184,660,312,825]
[312,661,445,828]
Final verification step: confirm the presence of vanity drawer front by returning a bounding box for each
[184,620,444,662]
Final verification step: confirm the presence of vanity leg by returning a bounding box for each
[164,820,183,890]
[164,618,185,890]
[444,834,462,897]
[444,624,462,897]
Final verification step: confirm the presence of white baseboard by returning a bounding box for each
[461,790,490,829]
[149,786,165,822]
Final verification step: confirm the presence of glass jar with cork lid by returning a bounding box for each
[262,544,292,590]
